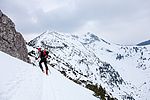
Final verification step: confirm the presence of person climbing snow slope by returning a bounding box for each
[36,48,49,75]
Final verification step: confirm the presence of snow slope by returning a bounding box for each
[0,51,98,100]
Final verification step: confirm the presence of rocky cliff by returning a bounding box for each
[0,10,30,62]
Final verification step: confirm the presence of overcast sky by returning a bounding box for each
[1,0,150,44]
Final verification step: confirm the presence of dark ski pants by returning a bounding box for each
[39,58,48,71]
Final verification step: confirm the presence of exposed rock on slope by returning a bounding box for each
[0,10,30,62]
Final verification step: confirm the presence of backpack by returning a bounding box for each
[43,50,49,57]
[40,50,48,59]
[43,50,49,56]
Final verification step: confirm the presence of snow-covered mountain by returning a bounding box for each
[0,51,98,100]
[28,31,150,100]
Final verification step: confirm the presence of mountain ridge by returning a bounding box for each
[137,40,150,46]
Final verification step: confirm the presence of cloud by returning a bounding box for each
[1,0,150,44]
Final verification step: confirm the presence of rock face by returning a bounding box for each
[0,10,30,63]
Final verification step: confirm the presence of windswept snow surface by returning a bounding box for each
[0,51,98,100]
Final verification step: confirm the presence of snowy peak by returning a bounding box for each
[76,32,111,46]
[28,31,68,47]
[79,32,100,45]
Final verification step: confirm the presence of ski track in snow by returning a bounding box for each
[41,71,57,100]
